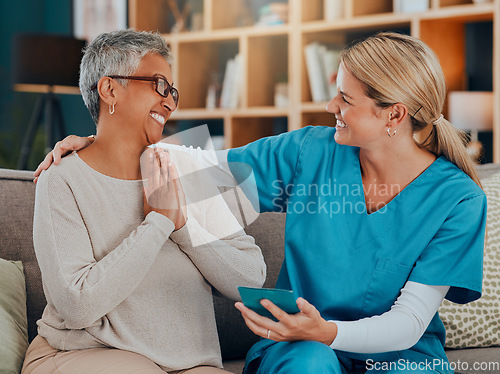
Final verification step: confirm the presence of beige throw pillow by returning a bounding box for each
[439,172,500,348]
[0,258,29,373]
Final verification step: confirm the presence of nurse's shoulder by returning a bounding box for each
[285,125,340,153]
[428,156,485,203]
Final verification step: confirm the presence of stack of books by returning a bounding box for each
[219,54,243,109]
[304,42,341,103]
[255,3,288,26]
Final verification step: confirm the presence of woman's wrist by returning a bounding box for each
[318,320,337,346]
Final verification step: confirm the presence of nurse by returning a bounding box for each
[36,32,487,373]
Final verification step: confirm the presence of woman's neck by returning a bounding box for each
[78,132,146,181]
[359,136,436,185]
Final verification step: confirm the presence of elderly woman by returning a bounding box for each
[36,32,487,373]
[23,29,265,374]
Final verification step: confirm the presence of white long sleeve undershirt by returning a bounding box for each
[330,281,449,353]
[153,144,235,186]
[155,143,451,353]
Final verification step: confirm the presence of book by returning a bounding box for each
[322,48,341,98]
[304,42,329,102]
[227,54,242,109]
[324,0,344,21]
[304,42,341,102]
[220,54,242,109]
[256,3,289,26]
[393,0,429,14]
[220,57,236,108]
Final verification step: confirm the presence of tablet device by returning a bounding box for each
[238,286,300,319]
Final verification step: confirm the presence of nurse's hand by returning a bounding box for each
[143,148,187,230]
[235,297,337,345]
[33,135,94,183]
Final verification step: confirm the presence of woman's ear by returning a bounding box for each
[97,76,117,106]
[388,103,409,127]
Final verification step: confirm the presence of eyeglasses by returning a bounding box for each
[91,75,179,106]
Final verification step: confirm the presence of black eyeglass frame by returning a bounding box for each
[91,75,179,105]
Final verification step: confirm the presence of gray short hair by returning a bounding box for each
[80,29,173,125]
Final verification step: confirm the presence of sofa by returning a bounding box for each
[0,165,499,374]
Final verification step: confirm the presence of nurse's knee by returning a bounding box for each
[262,341,342,374]
[285,341,341,373]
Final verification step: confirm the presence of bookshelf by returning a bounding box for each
[129,0,499,162]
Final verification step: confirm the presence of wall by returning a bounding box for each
[0,0,94,170]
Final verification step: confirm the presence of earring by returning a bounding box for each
[387,127,396,137]
[109,104,115,115]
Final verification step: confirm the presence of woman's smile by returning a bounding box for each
[150,111,166,127]
[336,119,348,129]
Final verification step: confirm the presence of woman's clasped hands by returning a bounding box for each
[235,297,337,346]
[142,147,187,230]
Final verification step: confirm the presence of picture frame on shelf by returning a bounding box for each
[73,0,128,42]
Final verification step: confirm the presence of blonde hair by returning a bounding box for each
[340,32,481,188]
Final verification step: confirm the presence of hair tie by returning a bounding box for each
[413,105,423,118]
[432,114,444,125]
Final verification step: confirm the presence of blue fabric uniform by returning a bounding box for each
[227,126,487,374]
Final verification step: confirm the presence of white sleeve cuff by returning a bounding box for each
[329,281,449,353]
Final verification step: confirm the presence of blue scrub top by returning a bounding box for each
[228,126,487,364]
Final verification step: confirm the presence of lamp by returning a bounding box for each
[448,91,493,162]
[448,91,493,139]
[12,34,86,170]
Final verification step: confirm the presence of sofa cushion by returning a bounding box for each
[439,171,500,349]
[0,169,45,342]
[446,347,500,374]
[222,359,245,373]
[0,258,29,374]
[214,211,286,360]
[477,163,500,179]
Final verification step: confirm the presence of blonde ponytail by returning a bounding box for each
[421,118,482,187]
[341,32,483,189]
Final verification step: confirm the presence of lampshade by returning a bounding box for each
[12,34,86,87]
[448,91,493,132]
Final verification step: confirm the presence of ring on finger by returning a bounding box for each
[267,329,271,339]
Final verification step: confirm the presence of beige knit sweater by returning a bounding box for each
[33,150,266,371]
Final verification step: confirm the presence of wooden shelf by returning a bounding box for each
[352,0,394,17]
[13,84,80,95]
[421,3,494,20]
[232,107,290,117]
[172,107,289,119]
[170,109,228,120]
[165,25,291,43]
[129,0,499,160]
[440,0,475,7]
[301,102,330,112]
[303,19,411,34]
